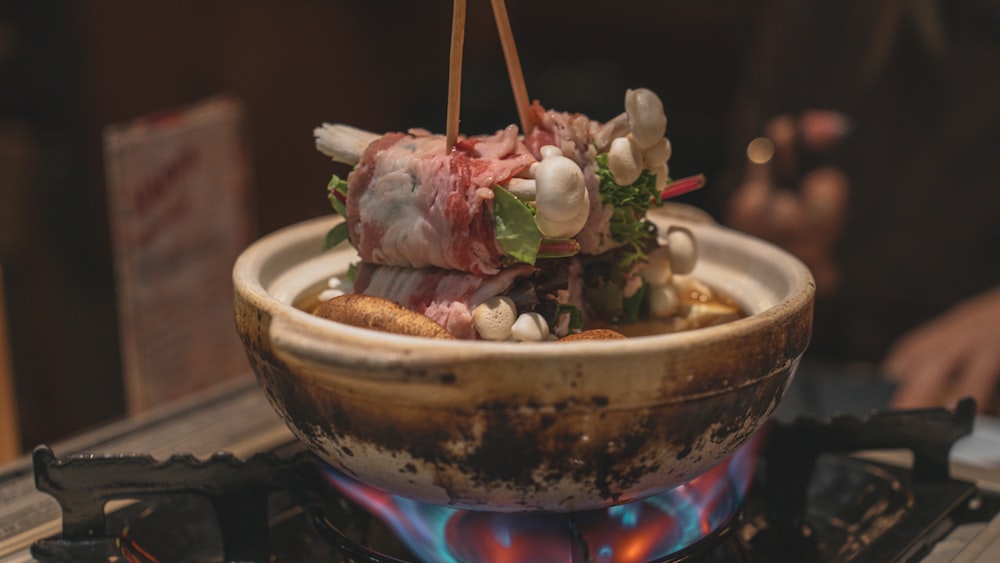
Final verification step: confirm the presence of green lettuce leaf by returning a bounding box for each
[493,185,542,265]
[322,221,350,251]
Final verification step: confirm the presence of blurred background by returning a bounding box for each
[3,0,998,455]
[0,1,749,451]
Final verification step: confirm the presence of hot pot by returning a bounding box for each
[233,208,814,512]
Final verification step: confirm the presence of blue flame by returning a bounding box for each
[324,433,762,562]
[325,469,463,563]
[607,504,639,529]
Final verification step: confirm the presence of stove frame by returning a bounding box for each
[1,380,997,562]
[23,398,998,563]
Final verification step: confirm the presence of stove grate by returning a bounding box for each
[27,399,993,563]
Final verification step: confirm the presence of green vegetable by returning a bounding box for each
[327,174,349,218]
[595,153,660,260]
[621,283,647,323]
[555,303,585,332]
[323,174,352,251]
[493,185,542,265]
[576,155,661,322]
[322,221,350,251]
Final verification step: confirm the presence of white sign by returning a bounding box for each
[103,96,255,414]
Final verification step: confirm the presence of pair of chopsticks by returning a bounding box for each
[446,0,534,150]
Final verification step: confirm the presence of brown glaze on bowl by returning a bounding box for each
[233,209,814,512]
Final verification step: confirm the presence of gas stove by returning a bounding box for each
[1,375,999,562]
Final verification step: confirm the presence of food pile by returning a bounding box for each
[312,88,729,341]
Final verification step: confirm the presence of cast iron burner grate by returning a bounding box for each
[29,398,998,562]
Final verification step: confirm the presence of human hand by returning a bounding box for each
[885,287,1000,413]
[725,111,851,295]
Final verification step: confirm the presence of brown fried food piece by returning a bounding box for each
[557,329,627,342]
[314,294,455,339]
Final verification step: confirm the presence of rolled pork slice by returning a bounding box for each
[341,105,629,276]
[347,126,535,276]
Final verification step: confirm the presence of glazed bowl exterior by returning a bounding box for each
[233,210,814,512]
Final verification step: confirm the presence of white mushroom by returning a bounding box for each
[594,112,630,152]
[472,296,518,341]
[607,136,643,186]
[506,178,536,201]
[534,147,590,238]
[640,246,673,287]
[625,88,668,149]
[651,163,670,191]
[535,204,590,239]
[540,145,564,159]
[666,226,698,275]
[535,156,588,223]
[648,284,680,318]
[511,312,549,342]
[515,161,539,178]
[641,137,672,170]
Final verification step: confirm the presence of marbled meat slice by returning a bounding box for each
[347,126,535,275]
[353,262,538,339]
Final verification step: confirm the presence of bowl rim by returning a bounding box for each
[234,214,815,361]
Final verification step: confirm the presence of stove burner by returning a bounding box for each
[317,433,759,563]
[28,398,996,563]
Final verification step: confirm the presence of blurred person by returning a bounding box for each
[716,0,1000,412]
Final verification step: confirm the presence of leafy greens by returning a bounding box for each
[595,153,660,257]
[493,185,542,265]
[580,154,662,322]
[323,174,351,250]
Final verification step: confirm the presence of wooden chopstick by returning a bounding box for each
[490,0,534,134]
[446,0,467,151]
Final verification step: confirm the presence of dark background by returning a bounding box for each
[0,1,751,450]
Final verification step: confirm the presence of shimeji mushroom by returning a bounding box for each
[533,146,590,238]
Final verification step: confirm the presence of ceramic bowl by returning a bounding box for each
[233,209,814,512]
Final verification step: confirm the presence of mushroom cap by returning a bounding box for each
[472,296,518,341]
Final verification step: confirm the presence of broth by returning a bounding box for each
[295,276,745,339]
[594,289,745,336]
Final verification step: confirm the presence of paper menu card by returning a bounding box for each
[103,96,255,414]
